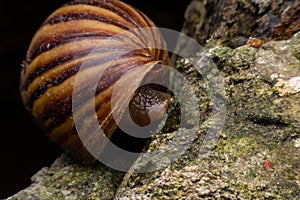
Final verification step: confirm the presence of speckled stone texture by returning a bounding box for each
[9,0,300,199]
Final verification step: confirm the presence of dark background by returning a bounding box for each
[0,0,190,198]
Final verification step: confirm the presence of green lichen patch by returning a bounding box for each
[116,32,300,199]
[9,19,300,200]
[8,155,124,200]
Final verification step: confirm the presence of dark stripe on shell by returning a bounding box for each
[27,50,146,107]
[68,0,141,28]
[27,32,113,64]
[20,0,170,165]
[24,48,94,91]
[37,53,152,132]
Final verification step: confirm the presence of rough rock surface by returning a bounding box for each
[9,0,300,199]
[183,0,300,48]
[7,155,124,200]
[115,31,300,199]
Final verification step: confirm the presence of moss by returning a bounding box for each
[10,21,300,200]
[9,155,124,200]
[116,32,300,199]
[209,45,257,75]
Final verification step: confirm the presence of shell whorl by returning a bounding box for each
[20,0,170,165]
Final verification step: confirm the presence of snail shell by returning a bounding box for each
[20,0,170,165]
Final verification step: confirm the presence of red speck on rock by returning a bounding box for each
[264,161,272,168]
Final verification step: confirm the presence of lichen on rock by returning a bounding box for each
[8,155,124,200]
[9,0,300,199]
[115,31,300,200]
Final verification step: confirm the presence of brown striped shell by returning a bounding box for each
[20,0,170,165]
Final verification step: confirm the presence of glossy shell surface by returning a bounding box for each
[20,0,170,165]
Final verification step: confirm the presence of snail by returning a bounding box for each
[20,0,171,165]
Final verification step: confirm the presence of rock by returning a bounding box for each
[8,154,124,200]
[9,0,300,199]
[182,0,300,48]
[115,30,300,200]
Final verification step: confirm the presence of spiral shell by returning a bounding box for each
[20,0,170,165]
